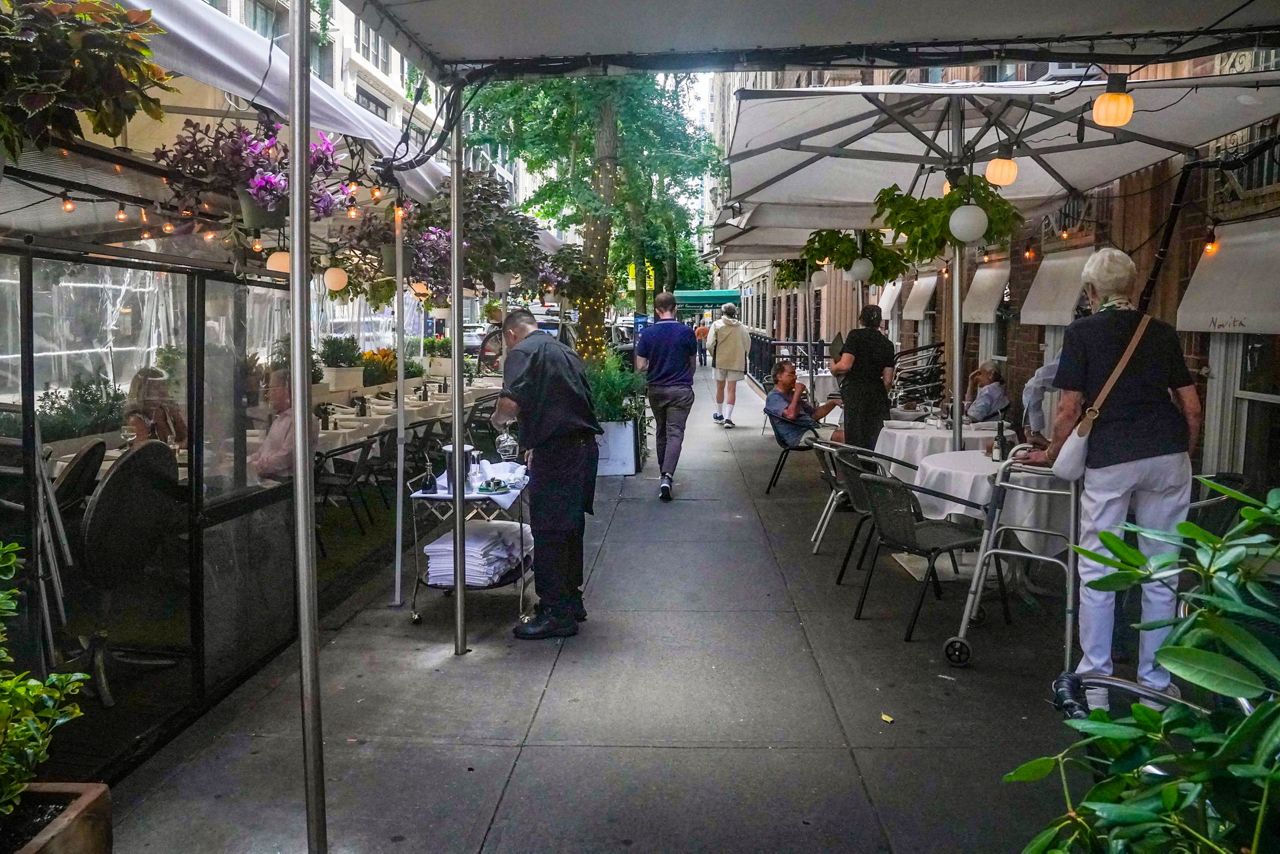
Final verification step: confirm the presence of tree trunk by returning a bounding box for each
[627,198,648,317]
[579,93,618,362]
[664,212,678,291]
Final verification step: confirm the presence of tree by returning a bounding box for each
[469,75,719,359]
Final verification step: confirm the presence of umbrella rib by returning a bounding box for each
[1022,101,1197,155]
[961,96,1014,160]
[727,98,931,165]
[972,101,1080,196]
[969,103,1090,160]
[865,95,952,159]
[782,144,947,166]
[906,107,952,196]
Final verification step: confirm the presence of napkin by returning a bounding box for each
[883,420,927,430]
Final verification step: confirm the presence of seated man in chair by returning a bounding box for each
[765,360,843,446]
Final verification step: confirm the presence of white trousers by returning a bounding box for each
[1076,451,1191,690]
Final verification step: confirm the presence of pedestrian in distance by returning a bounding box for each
[694,319,709,366]
[635,291,698,501]
[492,309,603,640]
[707,303,750,428]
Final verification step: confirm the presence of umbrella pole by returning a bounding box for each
[806,266,817,395]
[450,110,468,656]
[287,0,328,848]
[392,204,405,606]
[949,99,965,452]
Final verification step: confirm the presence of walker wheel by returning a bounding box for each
[968,605,987,627]
[410,612,421,625]
[944,637,972,668]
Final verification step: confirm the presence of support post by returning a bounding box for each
[287,2,327,849]
[392,204,406,606]
[949,99,965,451]
[450,112,468,656]
[805,266,817,396]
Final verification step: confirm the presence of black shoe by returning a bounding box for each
[659,474,673,501]
[513,608,578,640]
[723,419,736,429]
[571,597,588,622]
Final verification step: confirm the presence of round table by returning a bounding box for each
[873,424,994,481]
[913,450,1071,554]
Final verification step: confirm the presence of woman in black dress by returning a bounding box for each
[831,305,896,450]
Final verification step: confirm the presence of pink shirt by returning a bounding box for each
[251,408,319,480]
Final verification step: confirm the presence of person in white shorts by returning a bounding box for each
[707,303,750,428]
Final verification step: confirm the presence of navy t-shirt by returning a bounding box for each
[1053,310,1193,470]
[636,318,698,387]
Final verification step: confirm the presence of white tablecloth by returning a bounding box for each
[914,450,1071,554]
[809,372,839,402]
[874,425,993,481]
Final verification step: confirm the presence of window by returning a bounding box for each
[771,296,781,339]
[404,122,428,150]
[786,293,798,341]
[243,0,278,38]
[356,21,390,75]
[355,87,388,121]
[310,37,333,84]
[812,286,822,341]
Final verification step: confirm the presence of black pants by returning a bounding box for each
[842,385,890,451]
[697,341,707,365]
[528,435,599,614]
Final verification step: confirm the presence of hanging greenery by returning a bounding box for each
[771,259,807,290]
[799,229,910,287]
[873,175,1023,266]
[0,1,173,162]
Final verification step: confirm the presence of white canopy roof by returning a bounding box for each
[879,280,904,313]
[902,275,939,321]
[123,0,446,201]
[1021,247,1093,326]
[961,262,1009,324]
[350,0,1280,76]
[1178,217,1280,335]
[725,74,1280,225]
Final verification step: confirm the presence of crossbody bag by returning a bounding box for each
[1051,314,1151,481]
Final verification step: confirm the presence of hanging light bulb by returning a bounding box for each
[984,142,1018,187]
[346,203,360,219]
[251,229,264,254]
[370,185,383,200]
[203,230,216,242]
[141,229,153,240]
[849,257,874,282]
[347,178,361,195]
[162,220,174,234]
[1060,229,1070,240]
[1024,247,1035,260]
[115,203,128,222]
[266,251,291,273]
[323,267,349,291]
[1204,226,1219,256]
[61,194,76,213]
[1093,73,1135,128]
[941,179,951,196]
[981,251,991,264]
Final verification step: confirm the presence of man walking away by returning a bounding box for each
[708,303,750,428]
[492,310,603,640]
[694,320,709,366]
[635,291,697,501]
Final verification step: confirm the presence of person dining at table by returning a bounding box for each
[964,361,1010,422]
[125,367,188,447]
[765,360,844,445]
[250,369,319,481]
[831,304,895,449]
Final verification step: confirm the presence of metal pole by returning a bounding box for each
[805,266,816,395]
[450,111,467,655]
[287,6,327,850]
[949,99,965,452]
[392,205,406,606]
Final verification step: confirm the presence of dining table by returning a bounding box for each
[873,422,998,480]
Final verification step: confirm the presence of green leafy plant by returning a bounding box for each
[269,335,324,385]
[404,358,424,380]
[772,258,808,290]
[584,352,646,422]
[1009,479,1280,852]
[874,175,1023,266]
[319,335,361,368]
[0,1,173,163]
[462,355,478,386]
[0,541,88,815]
[33,377,125,441]
[482,297,503,321]
[421,337,451,359]
[799,229,910,287]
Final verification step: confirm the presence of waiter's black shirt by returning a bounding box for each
[502,331,602,449]
[839,327,896,395]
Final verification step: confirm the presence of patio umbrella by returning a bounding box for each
[721,72,1280,447]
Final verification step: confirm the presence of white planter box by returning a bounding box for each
[323,366,365,391]
[596,420,639,476]
[428,357,453,376]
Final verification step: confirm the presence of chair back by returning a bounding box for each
[81,440,179,591]
[318,438,374,485]
[764,411,808,451]
[859,472,922,551]
[53,439,107,514]
[831,450,875,515]
[465,392,502,455]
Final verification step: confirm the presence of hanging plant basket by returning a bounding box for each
[380,243,414,278]
[235,189,287,230]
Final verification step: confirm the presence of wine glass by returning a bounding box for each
[496,430,519,462]
[120,425,136,447]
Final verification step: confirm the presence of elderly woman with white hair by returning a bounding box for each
[1023,247,1202,711]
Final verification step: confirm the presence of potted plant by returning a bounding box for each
[423,337,452,377]
[799,229,910,286]
[482,297,504,323]
[318,335,363,390]
[1007,480,1280,852]
[873,174,1022,265]
[268,336,325,395]
[0,1,172,164]
[584,353,647,476]
[360,348,397,387]
[0,541,100,854]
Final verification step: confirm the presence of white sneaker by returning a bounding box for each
[1085,687,1110,714]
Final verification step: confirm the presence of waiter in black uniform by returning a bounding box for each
[492,309,602,640]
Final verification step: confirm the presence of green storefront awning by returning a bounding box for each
[673,289,741,308]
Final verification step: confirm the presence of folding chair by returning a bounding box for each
[764,411,818,494]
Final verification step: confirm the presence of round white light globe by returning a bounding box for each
[266,251,291,273]
[323,267,348,292]
[809,269,827,288]
[849,257,875,282]
[949,205,989,244]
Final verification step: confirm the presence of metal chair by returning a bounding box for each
[52,439,107,519]
[857,472,991,642]
[764,410,819,494]
[315,438,376,534]
[362,428,399,508]
[463,392,502,457]
[808,441,847,553]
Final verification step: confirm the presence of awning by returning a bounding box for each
[725,74,1280,219]
[350,0,1280,76]
[1178,217,1280,335]
[879,280,904,313]
[674,289,742,308]
[961,261,1009,324]
[1021,248,1093,326]
[121,0,446,201]
[902,275,938,321]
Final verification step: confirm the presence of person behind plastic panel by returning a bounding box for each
[1022,248,1202,711]
[249,368,319,481]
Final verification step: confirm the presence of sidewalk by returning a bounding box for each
[113,366,1071,853]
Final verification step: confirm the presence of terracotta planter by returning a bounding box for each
[16,783,111,854]
[235,189,287,230]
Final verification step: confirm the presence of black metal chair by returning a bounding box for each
[857,472,995,642]
[764,411,819,494]
[53,439,107,519]
[464,392,502,457]
[315,438,376,534]
[362,428,399,508]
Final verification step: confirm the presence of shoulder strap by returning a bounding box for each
[1092,314,1151,414]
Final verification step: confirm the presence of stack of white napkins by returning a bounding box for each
[424,520,533,587]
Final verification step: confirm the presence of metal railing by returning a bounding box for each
[747,332,828,387]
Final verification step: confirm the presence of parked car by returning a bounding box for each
[462,323,487,353]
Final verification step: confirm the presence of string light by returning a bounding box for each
[251,229,264,253]
[203,230,216,242]
[1060,229,1070,240]
[346,204,360,219]
[141,229,153,240]
[115,203,128,222]
[1204,227,1219,255]
[61,194,76,213]
[370,186,383,200]
[162,220,174,234]
[1024,247,1035,260]
[1093,73,1135,128]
